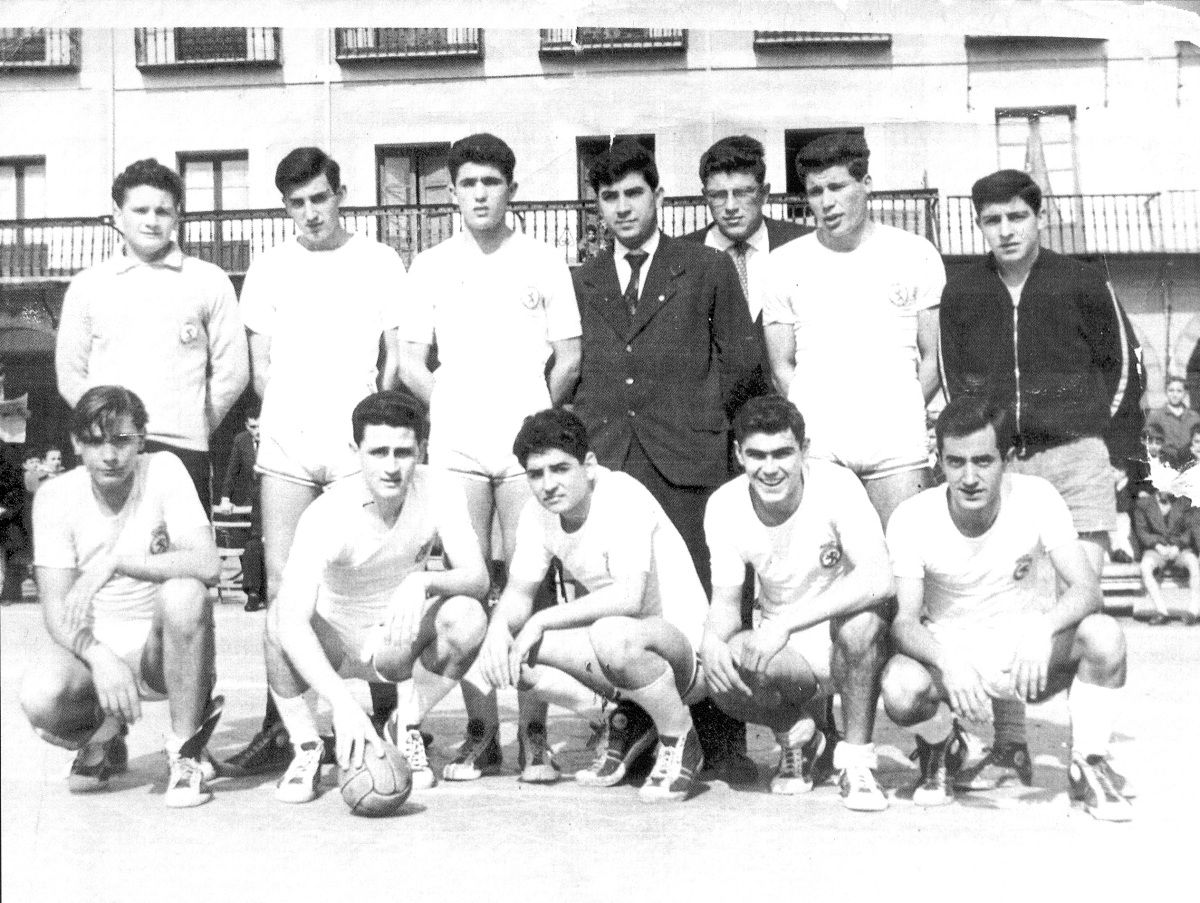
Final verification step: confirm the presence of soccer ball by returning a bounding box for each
[339,742,412,817]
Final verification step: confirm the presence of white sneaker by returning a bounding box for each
[387,714,437,789]
[838,762,889,812]
[165,753,213,808]
[275,740,324,804]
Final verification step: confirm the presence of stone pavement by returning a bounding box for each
[1,595,1196,903]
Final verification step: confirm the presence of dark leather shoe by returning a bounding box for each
[707,748,759,786]
[243,593,264,612]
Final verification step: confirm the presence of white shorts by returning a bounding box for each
[256,427,361,490]
[755,607,833,689]
[93,617,167,701]
[428,442,525,484]
[800,401,929,481]
[926,619,1025,701]
[316,590,443,683]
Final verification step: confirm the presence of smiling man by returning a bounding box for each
[265,391,489,803]
[881,397,1133,821]
[701,396,893,810]
[478,408,709,802]
[56,158,249,509]
[230,147,410,773]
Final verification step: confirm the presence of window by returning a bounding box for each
[754,32,891,48]
[335,29,483,61]
[576,135,656,201]
[0,157,46,219]
[377,144,452,207]
[995,107,1079,196]
[540,29,686,55]
[179,152,249,212]
[0,29,79,70]
[135,28,281,68]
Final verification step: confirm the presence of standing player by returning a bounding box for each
[881,397,1133,821]
[398,134,585,782]
[267,392,489,800]
[56,158,249,508]
[702,396,892,810]
[19,386,223,808]
[479,409,709,803]
[229,147,409,772]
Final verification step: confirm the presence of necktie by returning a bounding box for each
[729,240,750,300]
[623,250,649,316]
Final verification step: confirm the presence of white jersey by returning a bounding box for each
[33,452,209,620]
[761,224,944,433]
[509,468,707,648]
[400,230,581,450]
[239,233,407,443]
[886,473,1077,625]
[705,459,887,617]
[280,466,477,636]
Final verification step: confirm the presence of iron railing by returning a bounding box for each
[539,28,687,54]
[135,28,281,68]
[0,28,80,70]
[335,28,483,61]
[753,31,892,48]
[942,190,1200,256]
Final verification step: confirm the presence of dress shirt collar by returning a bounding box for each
[705,220,768,255]
[112,242,185,274]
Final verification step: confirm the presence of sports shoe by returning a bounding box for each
[275,740,324,804]
[705,747,759,786]
[838,761,889,812]
[954,740,1034,790]
[224,720,291,775]
[575,701,657,788]
[441,718,501,782]
[911,724,968,807]
[1069,753,1133,822]
[771,728,834,795]
[638,727,704,803]
[386,715,437,789]
[165,695,225,809]
[518,722,561,784]
[68,723,129,793]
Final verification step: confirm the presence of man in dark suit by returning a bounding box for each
[680,136,813,782]
[216,409,266,611]
[571,140,761,785]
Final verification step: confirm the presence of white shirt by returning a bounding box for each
[614,229,661,298]
[886,473,1077,625]
[704,220,770,320]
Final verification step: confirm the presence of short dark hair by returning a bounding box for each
[794,132,870,183]
[512,408,590,468]
[733,395,806,446]
[699,135,766,186]
[589,140,659,194]
[70,385,149,442]
[448,133,516,184]
[970,169,1043,216]
[1143,422,1166,440]
[1166,375,1187,389]
[275,147,342,195]
[111,158,183,209]
[935,397,1015,458]
[351,391,428,445]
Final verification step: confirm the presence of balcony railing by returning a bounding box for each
[942,191,1200,256]
[135,28,281,69]
[335,28,483,61]
[540,28,687,55]
[753,31,892,48]
[0,28,80,71]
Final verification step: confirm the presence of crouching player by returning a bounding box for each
[479,409,709,802]
[701,396,894,811]
[267,392,489,803]
[20,386,223,808]
[881,398,1133,821]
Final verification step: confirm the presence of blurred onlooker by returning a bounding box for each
[577,222,607,263]
[215,408,265,611]
[1145,376,1200,469]
[1,440,29,602]
[1134,477,1200,625]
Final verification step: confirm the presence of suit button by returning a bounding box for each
[625,344,632,353]
[628,410,636,417]
[625,377,634,385]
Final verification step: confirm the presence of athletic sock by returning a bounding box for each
[409,661,459,724]
[523,666,601,719]
[991,698,1027,746]
[833,740,877,771]
[622,667,692,738]
[268,689,320,746]
[1069,679,1120,759]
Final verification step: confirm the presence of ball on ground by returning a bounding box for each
[339,742,412,817]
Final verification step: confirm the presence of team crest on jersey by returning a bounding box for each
[521,286,545,311]
[819,541,842,568]
[1013,554,1033,581]
[179,321,199,344]
[149,523,170,555]
[887,283,916,309]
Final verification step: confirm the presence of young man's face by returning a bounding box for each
[283,172,346,251]
[1166,381,1186,407]
[703,170,768,243]
[940,425,1007,522]
[245,417,260,442]
[1145,434,1164,458]
[805,164,871,250]
[735,429,806,511]
[524,447,596,526]
[596,171,662,250]
[976,196,1044,273]
[72,413,144,493]
[115,184,180,262]
[453,162,515,236]
[1190,431,1200,461]
[356,424,422,506]
[43,449,63,472]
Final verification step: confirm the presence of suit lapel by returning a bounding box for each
[578,252,630,338]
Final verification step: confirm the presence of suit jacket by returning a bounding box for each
[220,430,259,507]
[571,233,761,488]
[1133,494,1196,552]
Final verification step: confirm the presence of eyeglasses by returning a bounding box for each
[703,187,762,207]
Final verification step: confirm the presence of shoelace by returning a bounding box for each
[169,755,204,785]
[649,741,682,780]
[778,745,803,776]
[843,763,877,793]
[285,744,322,781]
[405,730,431,770]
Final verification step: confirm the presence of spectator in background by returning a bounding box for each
[1134,476,1200,626]
[1146,376,1200,468]
[216,408,265,612]
[1,440,28,602]
[41,446,65,479]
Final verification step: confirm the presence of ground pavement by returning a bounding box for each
[1,591,1196,903]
